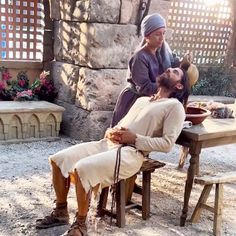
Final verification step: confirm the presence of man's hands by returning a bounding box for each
[105,127,137,145]
[105,128,122,143]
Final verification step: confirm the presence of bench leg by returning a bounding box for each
[97,187,109,216]
[142,170,151,220]
[190,184,213,223]
[116,180,126,227]
[213,183,223,236]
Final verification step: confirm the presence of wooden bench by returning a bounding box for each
[97,158,165,227]
[190,171,236,236]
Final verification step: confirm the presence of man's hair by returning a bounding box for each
[169,69,190,109]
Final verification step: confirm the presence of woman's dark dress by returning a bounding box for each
[111,42,179,127]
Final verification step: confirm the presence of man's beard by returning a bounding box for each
[157,73,178,90]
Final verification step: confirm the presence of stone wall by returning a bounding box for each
[48,0,236,141]
[48,0,170,141]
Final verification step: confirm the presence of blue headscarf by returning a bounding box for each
[141,13,166,37]
[140,13,178,70]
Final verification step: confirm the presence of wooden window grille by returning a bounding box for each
[168,0,233,64]
[0,0,44,61]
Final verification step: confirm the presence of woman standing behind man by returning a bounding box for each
[111,13,180,127]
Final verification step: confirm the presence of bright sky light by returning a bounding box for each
[204,0,226,6]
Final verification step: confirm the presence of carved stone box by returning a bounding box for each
[0,101,65,143]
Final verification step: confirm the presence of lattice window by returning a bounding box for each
[168,0,233,64]
[0,0,44,61]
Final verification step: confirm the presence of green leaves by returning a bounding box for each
[192,65,234,97]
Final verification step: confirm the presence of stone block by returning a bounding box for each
[52,61,80,104]
[0,101,65,143]
[120,0,140,24]
[149,0,171,23]
[54,21,140,68]
[50,0,120,23]
[56,100,111,141]
[75,68,127,111]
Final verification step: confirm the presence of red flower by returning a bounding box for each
[40,78,47,85]
[0,80,6,90]
[16,90,33,98]
[18,79,25,87]
[2,71,11,81]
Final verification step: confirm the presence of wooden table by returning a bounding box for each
[176,104,236,226]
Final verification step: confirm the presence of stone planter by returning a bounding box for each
[0,101,65,143]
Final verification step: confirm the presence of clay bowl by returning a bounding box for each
[185,106,211,125]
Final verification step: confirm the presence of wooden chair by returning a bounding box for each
[97,158,165,227]
[190,171,236,236]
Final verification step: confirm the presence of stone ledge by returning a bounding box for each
[0,61,43,69]
[0,101,65,143]
[188,95,235,104]
[0,137,60,145]
[0,101,65,113]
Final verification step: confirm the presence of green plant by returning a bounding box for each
[192,65,234,97]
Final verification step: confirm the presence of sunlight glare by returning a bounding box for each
[205,0,221,6]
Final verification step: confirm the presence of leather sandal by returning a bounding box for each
[62,215,87,236]
[36,206,69,229]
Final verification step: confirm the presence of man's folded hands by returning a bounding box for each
[105,127,137,145]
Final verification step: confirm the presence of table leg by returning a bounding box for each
[178,146,189,169]
[180,142,202,226]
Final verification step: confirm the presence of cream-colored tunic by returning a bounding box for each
[50,97,185,194]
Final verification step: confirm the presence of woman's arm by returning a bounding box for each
[130,55,158,96]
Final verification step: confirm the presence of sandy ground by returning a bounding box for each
[0,136,236,236]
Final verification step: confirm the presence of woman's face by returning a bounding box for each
[145,27,166,49]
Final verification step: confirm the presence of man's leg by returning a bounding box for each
[63,171,89,236]
[51,160,70,204]
[74,171,90,217]
[36,161,70,229]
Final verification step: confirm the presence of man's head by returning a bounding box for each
[157,67,190,106]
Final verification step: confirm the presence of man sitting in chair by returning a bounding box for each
[36,64,198,236]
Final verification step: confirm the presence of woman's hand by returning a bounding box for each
[182,52,192,63]
[149,94,159,102]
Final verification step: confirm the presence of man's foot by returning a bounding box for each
[62,215,87,236]
[36,202,69,229]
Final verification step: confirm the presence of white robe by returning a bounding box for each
[50,97,185,194]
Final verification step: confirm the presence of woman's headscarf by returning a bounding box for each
[140,13,177,71]
[141,13,166,37]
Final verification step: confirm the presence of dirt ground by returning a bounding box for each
[0,136,236,236]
